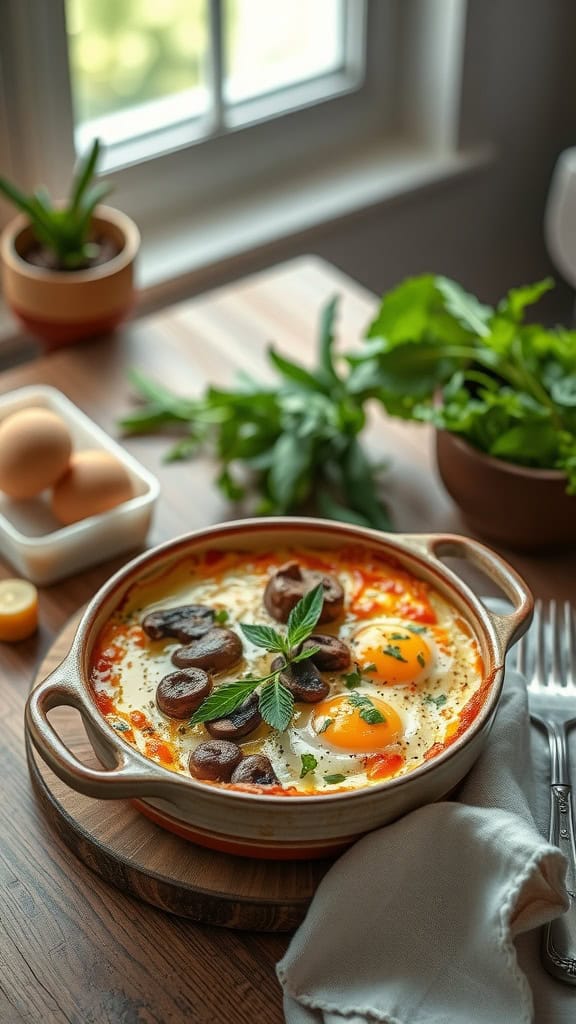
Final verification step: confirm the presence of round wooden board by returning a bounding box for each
[26,614,332,932]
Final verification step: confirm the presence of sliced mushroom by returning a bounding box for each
[263,561,344,624]
[171,627,243,672]
[271,656,330,703]
[142,604,214,642]
[300,634,351,672]
[156,667,212,719]
[189,740,243,781]
[230,754,279,786]
[205,692,262,739]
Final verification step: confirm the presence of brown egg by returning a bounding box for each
[51,450,135,525]
[0,407,72,499]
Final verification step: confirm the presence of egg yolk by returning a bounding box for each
[312,694,402,753]
[351,624,432,684]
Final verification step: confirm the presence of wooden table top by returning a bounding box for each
[1,255,575,1024]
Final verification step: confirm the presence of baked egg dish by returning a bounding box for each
[89,546,487,795]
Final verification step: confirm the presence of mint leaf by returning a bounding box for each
[189,677,269,725]
[300,753,318,778]
[324,774,346,785]
[291,644,321,663]
[240,622,287,654]
[286,583,324,648]
[258,678,294,732]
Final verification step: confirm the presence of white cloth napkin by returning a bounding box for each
[277,669,570,1024]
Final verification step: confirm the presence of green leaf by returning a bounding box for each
[258,679,294,732]
[423,693,447,709]
[286,583,325,648]
[267,432,312,510]
[498,279,554,322]
[324,774,347,785]
[348,691,386,724]
[267,346,324,391]
[342,439,393,531]
[300,753,318,778]
[382,644,408,662]
[318,296,339,383]
[435,276,492,337]
[318,717,334,733]
[291,644,322,663]
[316,488,374,528]
[343,667,363,689]
[240,622,287,654]
[189,677,267,725]
[70,138,101,211]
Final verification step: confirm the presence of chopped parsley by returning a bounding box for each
[407,624,426,634]
[382,644,408,663]
[416,652,426,668]
[363,662,377,673]
[348,691,386,724]
[214,609,229,624]
[300,754,318,778]
[423,693,448,709]
[112,721,129,732]
[318,717,334,733]
[324,774,347,785]
[390,633,410,641]
[343,667,363,689]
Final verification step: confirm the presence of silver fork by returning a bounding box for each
[517,599,576,983]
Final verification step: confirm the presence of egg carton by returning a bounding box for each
[0,385,159,585]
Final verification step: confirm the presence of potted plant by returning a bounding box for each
[0,139,140,349]
[345,274,576,550]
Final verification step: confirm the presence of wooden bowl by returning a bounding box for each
[436,430,576,551]
[25,518,532,859]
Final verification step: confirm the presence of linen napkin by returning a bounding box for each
[277,668,570,1024]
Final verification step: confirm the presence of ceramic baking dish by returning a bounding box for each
[25,518,533,858]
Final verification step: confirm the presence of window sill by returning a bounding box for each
[137,140,494,308]
[0,140,494,361]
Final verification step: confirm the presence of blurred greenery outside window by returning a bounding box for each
[66,0,345,152]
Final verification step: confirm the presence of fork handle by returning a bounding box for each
[542,782,576,983]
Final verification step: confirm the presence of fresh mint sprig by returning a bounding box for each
[189,583,325,732]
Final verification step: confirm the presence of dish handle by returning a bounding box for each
[401,533,534,652]
[25,666,165,798]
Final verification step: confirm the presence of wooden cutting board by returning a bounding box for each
[26,614,332,932]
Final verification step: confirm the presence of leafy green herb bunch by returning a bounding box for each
[120,297,392,529]
[0,138,111,270]
[347,275,576,492]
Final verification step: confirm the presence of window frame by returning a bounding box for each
[0,0,468,242]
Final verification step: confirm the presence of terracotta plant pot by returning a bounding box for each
[435,430,576,551]
[0,205,140,350]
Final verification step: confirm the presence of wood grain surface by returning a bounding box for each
[27,614,331,934]
[1,256,576,1024]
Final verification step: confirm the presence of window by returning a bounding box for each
[0,1,467,264]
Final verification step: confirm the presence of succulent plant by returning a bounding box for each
[0,138,112,270]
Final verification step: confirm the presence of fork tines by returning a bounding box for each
[516,599,576,689]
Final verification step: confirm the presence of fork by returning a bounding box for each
[516,599,576,983]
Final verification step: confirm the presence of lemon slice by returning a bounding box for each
[0,578,39,641]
